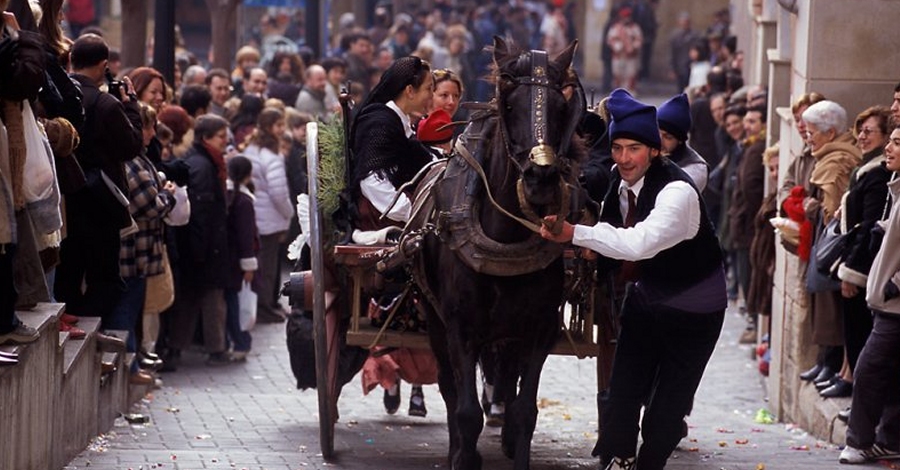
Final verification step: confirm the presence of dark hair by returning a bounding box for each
[79,26,105,38]
[725,70,744,94]
[248,107,285,153]
[342,32,372,51]
[228,155,253,185]
[193,114,229,144]
[746,105,768,123]
[180,84,212,117]
[321,56,347,74]
[231,94,265,132]
[690,38,710,62]
[723,35,738,55]
[267,51,305,83]
[71,34,109,70]
[894,81,900,93]
[706,66,727,94]
[205,68,230,85]
[723,104,747,121]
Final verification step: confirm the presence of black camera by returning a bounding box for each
[105,68,124,99]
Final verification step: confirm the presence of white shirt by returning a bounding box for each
[359,100,413,222]
[572,176,701,261]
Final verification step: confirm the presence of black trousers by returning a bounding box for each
[0,244,17,333]
[55,231,123,321]
[847,311,900,450]
[842,289,874,373]
[599,286,724,470]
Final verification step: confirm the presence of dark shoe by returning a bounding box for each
[0,354,18,366]
[408,386,427,417]
[95,332,126,351]
[139,354,163,371]
[159,349,180,372]
[800,363,824,381]
[820,379,853,398]
[0,350,18,359]
[813,365,835,384]
[206,352,233,366]
[838,407,851,423]
[815,374,840,391]
[0,324,39,345]
[383,385,400,415]
[605,456,636,470]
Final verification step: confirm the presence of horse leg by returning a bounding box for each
[445,323,484,470]
[505,351,549,470]
[426,308,459,466]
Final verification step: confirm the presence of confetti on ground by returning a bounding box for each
[756,464,766,470]
[789,445,809,451]
[755,409,775,424]
[195,434,212,440]
[735,439,749,445]
[165,407,180,413]
[718,441,728,447]
[687,447,699,452]
[538,398,561,409]
[717,428,734,433]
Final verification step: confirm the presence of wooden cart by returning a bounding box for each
[303,122,616,459]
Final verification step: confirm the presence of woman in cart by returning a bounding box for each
[348,56,436,416]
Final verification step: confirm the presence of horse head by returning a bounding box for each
[491,36,585,220]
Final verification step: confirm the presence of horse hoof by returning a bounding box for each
[485,412,504,428]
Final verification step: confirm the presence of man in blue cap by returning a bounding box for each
[541,89,727,470]
[657,93,709,191]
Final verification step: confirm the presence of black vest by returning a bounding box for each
[600,157,723,299]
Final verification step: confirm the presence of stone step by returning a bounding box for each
[62,317,101,376]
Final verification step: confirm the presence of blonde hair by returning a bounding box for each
[763,143,779,168]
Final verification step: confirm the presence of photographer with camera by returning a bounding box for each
[55,33,143,324]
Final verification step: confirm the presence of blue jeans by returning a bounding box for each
[224,288,252,352]
[109,276,146,354]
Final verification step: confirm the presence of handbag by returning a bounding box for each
[144,250,174,315]
[806,214,842,293]
[238,281,257,331]
[814,217,849,276]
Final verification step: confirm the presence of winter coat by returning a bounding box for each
[175,143,229,288]
[119,154,175,278]
[809,131,863,223]
[728,132,766,250]
[867,176,900,315]
[225,182,259,291]
[243,143,293,235]
[837,152,891,287]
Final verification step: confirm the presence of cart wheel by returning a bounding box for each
[306,122,336,459]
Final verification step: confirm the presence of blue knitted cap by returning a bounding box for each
[657,93,692,142]
[607,88,661,149]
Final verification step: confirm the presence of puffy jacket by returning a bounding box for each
[243,144,293,235]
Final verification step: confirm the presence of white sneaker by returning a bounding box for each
[605,456,636,470]
[839,446,868,464]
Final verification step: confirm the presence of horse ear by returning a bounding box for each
[552,40,578,71]
[492,36,510,64]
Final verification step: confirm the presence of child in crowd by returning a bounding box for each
[224,156,259,361]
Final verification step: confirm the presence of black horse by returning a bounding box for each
[409,37,587,470]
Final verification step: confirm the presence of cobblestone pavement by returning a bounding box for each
[62,303,858,470]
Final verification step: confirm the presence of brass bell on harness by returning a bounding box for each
[529,140,556,167]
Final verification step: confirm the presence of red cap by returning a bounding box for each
[618,7,632,18]
[417,109,454,144]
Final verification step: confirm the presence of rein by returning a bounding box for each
[454,139,568,235]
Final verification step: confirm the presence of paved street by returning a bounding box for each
[62,303,854,470]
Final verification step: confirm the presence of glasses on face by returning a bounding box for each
[859,126,882,137]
